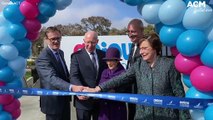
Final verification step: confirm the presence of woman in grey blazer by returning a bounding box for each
[87,33,191,120]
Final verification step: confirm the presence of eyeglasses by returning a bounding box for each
[48,37,62,42]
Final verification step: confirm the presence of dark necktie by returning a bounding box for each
[55,52,67,75]
[91,52,97,71]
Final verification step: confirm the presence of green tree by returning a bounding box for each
[81,16,111,35]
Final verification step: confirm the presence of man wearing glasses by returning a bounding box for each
[70,31,107,120]
[36,26,85,120]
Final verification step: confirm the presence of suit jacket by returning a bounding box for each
[126,43,141,69]
[35,47,71,114]
[70,48,107,110]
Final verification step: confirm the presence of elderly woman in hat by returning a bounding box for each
[98,47,127,120]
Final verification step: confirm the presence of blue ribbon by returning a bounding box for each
[0,87,212,110]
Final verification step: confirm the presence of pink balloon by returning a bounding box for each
[0,82,5,86]
[170,46,179,56]
[26,32,39,41]
[0,94,14,105]
[23,19,41,33]
[3,99,20,113]
[20,1,39,19]
[26,0,41,4]
[11,108,21,119]
[175,54,202,75]
[190,66,213,92]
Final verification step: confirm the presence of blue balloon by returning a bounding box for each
[0,67,14,83]
[183,5,213,30]
[12,38,32,51]
[6,77,23,98]
[39,1,57,17]
[205,105,213,120]
[0,56,7,69]
[19,49,32,58]
[155,22,163,34]
[186,87,213,99]
[0,111,12,120]
[176,30,208,56]
[14,68,26,78]
[141,1,163,24]
[0,44,18,60]
[3,4,24,23]
[159,0,186,25]
[124,0,143,6]
[8,23,27,40]
[37,14,49,24]
[201,42,213,68]
[206,24,213,41]
[182,74,192,88]
[0,105,2,111]
[55,0,72,10]
[159,24,185,47]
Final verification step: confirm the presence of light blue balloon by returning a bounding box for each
[205,105,213,120]
[39,1,56,17]
[176,30,208,56]
[8,56,26,71]
[141,1,163,24]
[206,24,213,41]
[13,68,26,78]
[182,74,192,88]
[8,23,27,40]
[12,38,32,51]
[0,111,12,120]
[159,24,185,47]
[0,26,14,44]
[186,87,213,99]
[183,5,213,30]
[190,110,204,120]
[159,0,186,25]
[0,12,10,27]
[55,0,72,10]
[0,44,18,60]
[0,67,14,83]
[3,4,24,23]
[201,42,213,68]
[0,56,7,69]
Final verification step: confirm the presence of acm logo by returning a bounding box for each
[187,0,213,8]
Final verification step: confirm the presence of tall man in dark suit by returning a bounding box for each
[126,19,144,120]
[36,27,85,120]
[70,31,107,120]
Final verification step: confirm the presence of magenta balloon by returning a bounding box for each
[0,94,14,105]
[190,66,213,92]
[170,46,179,56]
[20,1,39,19]
[3,99,20,113]
[26,32,39,41]
[0,82,5,86]
[11,108,21,119]
[175,54,202,75]
[26,0,41,4]
[23,19,41,33]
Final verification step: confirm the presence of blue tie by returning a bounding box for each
[91,52,97,71]
[55,52,67,75]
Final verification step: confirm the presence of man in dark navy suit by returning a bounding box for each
[70,31,107,120]
[36,27,84,120]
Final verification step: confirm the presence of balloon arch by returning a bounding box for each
[0,0,213,119]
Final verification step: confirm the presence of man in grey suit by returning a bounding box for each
[36,27,85,120]
[126,19,144,120]
[70,31,107,120]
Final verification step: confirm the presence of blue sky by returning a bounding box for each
[43,0,146,29]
